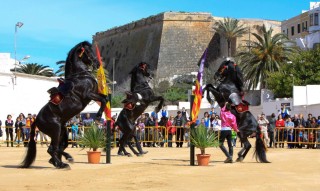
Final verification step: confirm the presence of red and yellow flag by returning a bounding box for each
[191,49,207,123]
[95,44,111,120]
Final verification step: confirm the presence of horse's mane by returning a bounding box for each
[224,60,244,92]
[65,41,92,76]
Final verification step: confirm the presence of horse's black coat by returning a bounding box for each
[115,62,164,156]
[21,41,108,168]
[203,60,269,163]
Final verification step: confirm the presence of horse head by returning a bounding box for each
[214,59,244,89]
[130,62,152,78]
[129,62,152,92]
[65,41,99,77]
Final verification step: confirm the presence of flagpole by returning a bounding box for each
[106,93,112,164]
[190,94,195,166]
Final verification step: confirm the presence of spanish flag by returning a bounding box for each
[95,44,111,120]
[191,49,207,123]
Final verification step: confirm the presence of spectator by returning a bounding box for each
[160,106,168,118]
[285,117,295,149]
[181,107,189,126]
[18,113,26,147]
[258,113,269,147]
[307,117,317,149]
[203,112,210,129]
[275,114,285,148]
[278,104,290,119]
[71,121,78,148]
[211,115,221,137]
[231,129,237,147]
[174,111,184,148]
[268,113,276,148]
[82,113,93,127]
[24,113,34,147]
[5,114,14,147]
[219,102,238,163]
[209,107,217,116]
[136,119,145,144]
[166,116,176,147]
[306,113,313,128]
[14,116,21,145]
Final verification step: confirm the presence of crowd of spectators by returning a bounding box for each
[1,105,320,149]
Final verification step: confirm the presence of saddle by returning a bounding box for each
[229,92,250,113]
[47,78,74,105]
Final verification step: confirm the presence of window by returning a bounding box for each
[283,30,285,33]
[291,26,294,36]
[302,22,305,31]
[315,13,319,25]
[310,14,314,26]
[298,24,301,33]
[306,21,308,30]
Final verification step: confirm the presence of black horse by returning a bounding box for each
[115,62,164,156]
[21,41,108,169]
[203,60,269,163]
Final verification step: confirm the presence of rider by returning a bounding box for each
[219,102,239,163]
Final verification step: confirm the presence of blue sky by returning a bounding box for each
[0,0,312,71]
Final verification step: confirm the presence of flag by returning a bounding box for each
[95,44,111,120]
[191,49,207,123]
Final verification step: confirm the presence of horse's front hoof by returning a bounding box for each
[142,151,148,155]
[117,152,124,156]
[126,153,133,157]
[67,157,74,163]
[236,157,244,162]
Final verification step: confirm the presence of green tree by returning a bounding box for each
[213,17,248,57]
[111,94,125,108]
[55,60,66,77]
[237,24,296,90]
[266,47,320,98]
[16,63,55,77]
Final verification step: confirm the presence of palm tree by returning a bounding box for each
[16,63,55,77]
[213,17,248,57]
[237,24,296,90]
[55,60,66,77]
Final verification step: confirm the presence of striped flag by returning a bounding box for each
[191,49,207,123]
[95,44,111,120]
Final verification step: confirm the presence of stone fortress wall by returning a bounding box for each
[93,12,281,90]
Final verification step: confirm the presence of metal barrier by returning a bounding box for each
[1,124,319,149]
[273,127,320,148]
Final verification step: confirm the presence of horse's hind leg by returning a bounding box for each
[118,133,131,156]
[59,126,74,163]
[133,135,148,155]
[47,127,70,169]
[236,137,251,162]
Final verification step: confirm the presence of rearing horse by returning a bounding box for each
[115,62,164,156]
[203,60,269,163]
[21,41,108,169]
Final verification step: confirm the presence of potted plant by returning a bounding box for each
[78,123,105,164]
[190,124,219,166]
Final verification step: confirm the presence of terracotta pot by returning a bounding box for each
[87,151,101,164]
[196,154,211,166]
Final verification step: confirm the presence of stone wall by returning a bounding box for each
[93,12,281,90]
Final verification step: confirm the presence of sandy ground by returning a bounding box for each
[0,143,319,191]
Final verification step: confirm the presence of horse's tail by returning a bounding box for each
[20,122,37,168]
[253,127,270,163]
